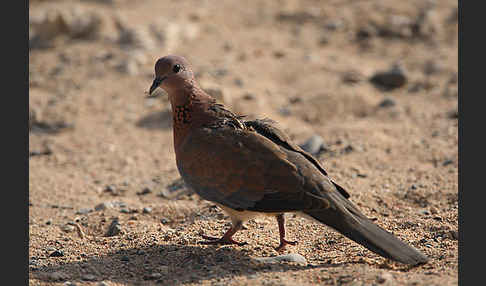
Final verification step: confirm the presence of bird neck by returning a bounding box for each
[169,85,217,152]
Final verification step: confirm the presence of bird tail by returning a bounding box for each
[303,200,429,265]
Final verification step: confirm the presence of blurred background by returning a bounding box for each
[29,0,458,285]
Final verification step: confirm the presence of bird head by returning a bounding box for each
[148,55,195,97]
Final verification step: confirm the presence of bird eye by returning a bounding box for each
[173,64,181,73]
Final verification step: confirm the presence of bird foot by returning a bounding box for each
[199,233,247,246]
[275,239,298,251]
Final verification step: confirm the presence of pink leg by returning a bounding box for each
[275,214,297,251]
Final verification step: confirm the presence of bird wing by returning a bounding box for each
[245,119,351,199]
[176,120,355,214]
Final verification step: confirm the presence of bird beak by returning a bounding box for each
[148,77,164,96]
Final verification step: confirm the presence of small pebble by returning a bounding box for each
[443,159,454,166]
[342,70,362,84]
[143,207,152,214]
[47,271,68,281]
[370,64,407,91]
[160,218,170,224]
[376,272,394,285]
[447,110,458,119]
[449,230,459,240]
[342,145,354,154]
[137,188,152,195]
[95,201,126,211]
[61,224,75,233]
[378,98,396,108]
[145,273,162,280]
[158,265,169,274]
[105,219,122,237]
[81,274,97,281]
[103,185,115,193]
[278,106,292,117]
[75,208,93,215]
[49,250,64,257]
[234,78,244,87]
[300,135,328,156]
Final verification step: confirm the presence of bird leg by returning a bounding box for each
[275,214,297,251]
[200,221,247,246]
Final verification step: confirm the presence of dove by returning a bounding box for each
[148,55,429,265]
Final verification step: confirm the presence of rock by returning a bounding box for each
[144,273,162,280]
[342,145,355,154]
[324,19,344,31]
[49,250,64,257]
[142,207,152,214]
[158,265,169,274]
[376,272,395,285]
[380,15,414,38]
[81,274,97,281]
[233,78,244,87]
[370,64,407,91]
[65,9,103,39]
[276,11,319,24]
[95,201,126,211]
[150,21,199,52]
[447,7,458,24]
[342,70,362,84]
[30,8,103,49]
[47,271,69,281]
[413,8,441,40]
[299,135,328,156]
[443,159,454,166]
[75,208,93,215]
[378,98,396,108]
[447,110,458,119]
[115,16,155,51]
[158,177,192,200]
[137,187,152,195]
[254,253,307,265]
[116,58,139,75]
[278,106,292,117]
[95,202,110,211]
[423,60,442,76]
[448,230,459,240]
[101,185,126,196]
[61,224,75,233]
[356,26,376,41]
[105,218,122,237]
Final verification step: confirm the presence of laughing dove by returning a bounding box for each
[148,55,429,265]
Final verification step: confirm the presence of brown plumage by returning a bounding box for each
[148,55,429,265]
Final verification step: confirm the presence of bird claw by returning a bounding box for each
[275,239,298,251]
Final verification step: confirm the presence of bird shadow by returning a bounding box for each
[136,109,173,130]
[30,243,352,285]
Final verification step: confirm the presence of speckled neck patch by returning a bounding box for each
[173,103,192,126]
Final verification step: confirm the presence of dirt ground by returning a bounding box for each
[29,0,458,285]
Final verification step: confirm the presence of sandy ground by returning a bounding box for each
[29,0,458,285]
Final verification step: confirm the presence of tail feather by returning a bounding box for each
[304,200,429,265]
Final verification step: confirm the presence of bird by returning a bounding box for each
[147,55,429,265]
